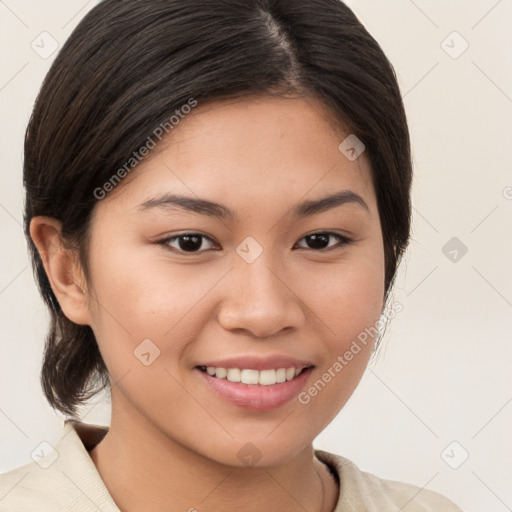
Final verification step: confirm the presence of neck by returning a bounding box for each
[88,404,338,512]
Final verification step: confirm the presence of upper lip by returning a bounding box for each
[197,356,314,371]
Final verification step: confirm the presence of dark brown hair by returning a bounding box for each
[24,0,412,417]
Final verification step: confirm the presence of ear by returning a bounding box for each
[30,216,91,325]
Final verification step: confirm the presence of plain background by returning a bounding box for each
[1,1,511,510]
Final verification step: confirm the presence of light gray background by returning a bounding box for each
[1,1,511,511]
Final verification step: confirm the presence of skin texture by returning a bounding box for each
[31,95,385,512]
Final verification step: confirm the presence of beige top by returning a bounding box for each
[0,420,463,511]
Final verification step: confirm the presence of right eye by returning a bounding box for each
[159,233,219,253]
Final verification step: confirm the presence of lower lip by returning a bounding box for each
[196,367,313,411]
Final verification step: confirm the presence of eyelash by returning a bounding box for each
[158,231,354,254]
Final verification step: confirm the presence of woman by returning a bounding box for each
[0,0,463,510]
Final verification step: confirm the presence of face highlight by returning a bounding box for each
[82,95,385,467]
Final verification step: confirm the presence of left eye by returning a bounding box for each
[295,232,352,251]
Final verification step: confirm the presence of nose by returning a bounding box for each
[217,256,306,338]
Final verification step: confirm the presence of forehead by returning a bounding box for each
[96,95,376,218]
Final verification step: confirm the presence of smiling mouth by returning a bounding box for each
[196,365,311,386]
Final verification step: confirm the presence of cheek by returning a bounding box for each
[294,247,385,415]
[304,249,385,346]
[85,243,227,365]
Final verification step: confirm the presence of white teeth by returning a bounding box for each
[258,369,276,385]
[201,366,306,385]
[241,369,259,385]
[275,368,286,383]
[215,367,227,379]
[226,368,241,383]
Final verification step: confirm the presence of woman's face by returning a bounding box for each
[83,95,385,466]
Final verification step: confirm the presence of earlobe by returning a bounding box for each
[29,216,91,325]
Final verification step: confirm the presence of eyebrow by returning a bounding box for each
[137,190,369,220]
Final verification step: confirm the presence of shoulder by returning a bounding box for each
[0,459,66,512]
[0,421,117,512]
[315,449,464,512]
